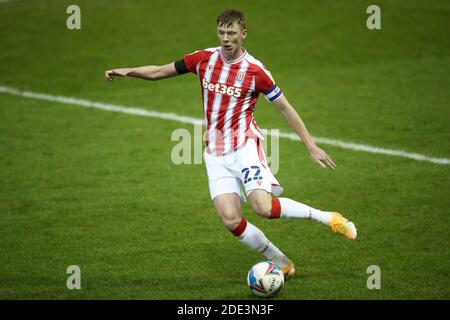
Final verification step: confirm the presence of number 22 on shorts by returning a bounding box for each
[241,166,263,184]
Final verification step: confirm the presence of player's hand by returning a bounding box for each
[104,68,131,81]
[309,145,336,170]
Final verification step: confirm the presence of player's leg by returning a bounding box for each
[213,192,293,277]
[212,192,243,231]
[246,189,272,218]
[204,145,294,278]
[249,189,333,222]
[243,189,295,277]
[241,138,357,240]
[271,196,356,240]
[248,189,357,240]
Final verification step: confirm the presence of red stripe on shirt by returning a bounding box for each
[214,62,241,155]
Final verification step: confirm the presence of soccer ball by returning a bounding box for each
[247,261,284,297]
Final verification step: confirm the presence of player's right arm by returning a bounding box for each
[104,62,179,81]
[105,49,208,81]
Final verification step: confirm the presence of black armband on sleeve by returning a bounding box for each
[174,59,189,74]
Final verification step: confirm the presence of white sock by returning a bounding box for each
[234,219,289,268]
[278,198,332,225]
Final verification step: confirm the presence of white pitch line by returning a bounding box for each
[0,85,449,166]
[276,132,450,165]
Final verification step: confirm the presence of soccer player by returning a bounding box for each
[105,9,357,278]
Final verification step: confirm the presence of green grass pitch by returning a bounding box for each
[0,0,449,299]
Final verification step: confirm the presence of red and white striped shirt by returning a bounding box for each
[183,46,283,156]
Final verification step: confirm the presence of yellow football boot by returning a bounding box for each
[281,260,295,279]
[328,212,357,240]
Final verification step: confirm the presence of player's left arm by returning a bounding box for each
[271,95,336,170]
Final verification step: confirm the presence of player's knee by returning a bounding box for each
[223,216,242,232]
[217,209,242,231]
[251,199,272,218]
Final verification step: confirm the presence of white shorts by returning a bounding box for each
[204,138,283,202]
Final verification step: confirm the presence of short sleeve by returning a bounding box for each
[183,50,209,74]
[254,65,283,102]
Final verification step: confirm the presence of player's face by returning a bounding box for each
[217,22,247,59]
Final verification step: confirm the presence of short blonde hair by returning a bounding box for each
[217,9,246,30]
